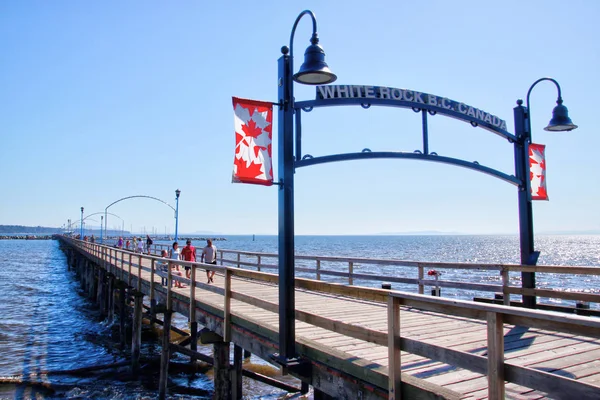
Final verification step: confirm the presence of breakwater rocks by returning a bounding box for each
[0,235,56,240]
[104,236,227,242]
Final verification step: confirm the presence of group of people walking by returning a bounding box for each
[113,235,218,286]
[116,235,153,254]
[166,239,217,284]
[155,239,217,287]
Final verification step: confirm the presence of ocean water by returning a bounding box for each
[0,235,598,399]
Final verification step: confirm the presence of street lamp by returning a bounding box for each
[174,189,181,241]
[276,10,336,365]
[100,215,104,244]
[514,77,577,308]
[80,207,84,239]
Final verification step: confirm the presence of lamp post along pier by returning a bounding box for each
[174,189,181,242]
[514,78,577,309]
[275,10,337,366]
[80,207,84,239]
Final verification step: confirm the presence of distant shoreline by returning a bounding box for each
[0,235,55,240]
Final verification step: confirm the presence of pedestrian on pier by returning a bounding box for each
[132,237,137,251]
[125,239,130,250]
[181,239,196,279]
[168,242,186,288]
[159,249,185,288]
[136,237,143,253]
[117,237,123,249]
[201,239,217,284]
[146,235,153,255]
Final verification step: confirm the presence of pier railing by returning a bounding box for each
[126,242,600,308]
[204,248,599,308]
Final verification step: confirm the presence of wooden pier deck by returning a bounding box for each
[60,238,600,400]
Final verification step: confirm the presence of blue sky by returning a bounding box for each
[1,1,598,235]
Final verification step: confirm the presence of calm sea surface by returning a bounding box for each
[1,235,599,399]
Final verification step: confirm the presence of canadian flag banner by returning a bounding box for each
[232,97,273,186]
[529,143,548,201]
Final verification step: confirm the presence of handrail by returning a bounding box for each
[70,238,600,307]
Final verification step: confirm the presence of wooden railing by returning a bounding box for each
[68,238,600,400]
[104,242,600,307]
[207,248,600,308]
[386,292,600,400]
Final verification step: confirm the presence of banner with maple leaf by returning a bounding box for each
[529,143,548,201]
[232,97,274,186]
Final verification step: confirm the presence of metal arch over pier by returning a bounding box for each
[103,195,176,243]
[296,151,521,186]
[293,91,517,182]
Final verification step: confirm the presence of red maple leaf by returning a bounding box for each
[241,118,263,139]
[235,158,264,180]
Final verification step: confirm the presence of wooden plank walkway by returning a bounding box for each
[68,240,600,399]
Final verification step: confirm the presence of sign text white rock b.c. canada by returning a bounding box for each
[316,85,507,131]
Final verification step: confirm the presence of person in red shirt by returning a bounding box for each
[180,239,196,279]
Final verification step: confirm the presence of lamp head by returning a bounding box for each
[544,98,578,132]
[175,189,181,198]
[293,34,337,85]
[81,207,84,213]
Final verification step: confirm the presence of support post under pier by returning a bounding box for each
[118,282,127,350]
[232,344,243,400]
[131,291,144,376]
[158,310,172,400]
[213,341,232,399]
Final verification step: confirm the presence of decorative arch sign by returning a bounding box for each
[291,83,520,186]
[311,85,510,138]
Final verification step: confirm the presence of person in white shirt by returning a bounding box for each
[201,239,217,284]
[168,242,186,288]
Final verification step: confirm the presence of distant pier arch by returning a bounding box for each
[103,195,176,242]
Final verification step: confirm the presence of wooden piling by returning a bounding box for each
[107,274,115,325]
[190,321,198,364]
[118,282,127,349]
[158,310,172,400]
[232,344,243,399]
[301,381,309,394]
[88,263,96,300]
[213,341,232,399]
[97,269,105,315]
[131,291,144,376]
[78,258,85,288]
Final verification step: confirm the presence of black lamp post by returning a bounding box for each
[80,207,84,239]
[174,189,181,241]
[513,77,577,308]
[275,10,336,365]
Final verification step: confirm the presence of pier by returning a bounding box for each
[58,236,600,399]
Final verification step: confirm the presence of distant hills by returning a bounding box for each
[0,225,126,236]
[1,225,598,236]
[0,225,61,234]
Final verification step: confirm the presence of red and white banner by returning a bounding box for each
[529,143,548,201]
[232,97,273,186]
